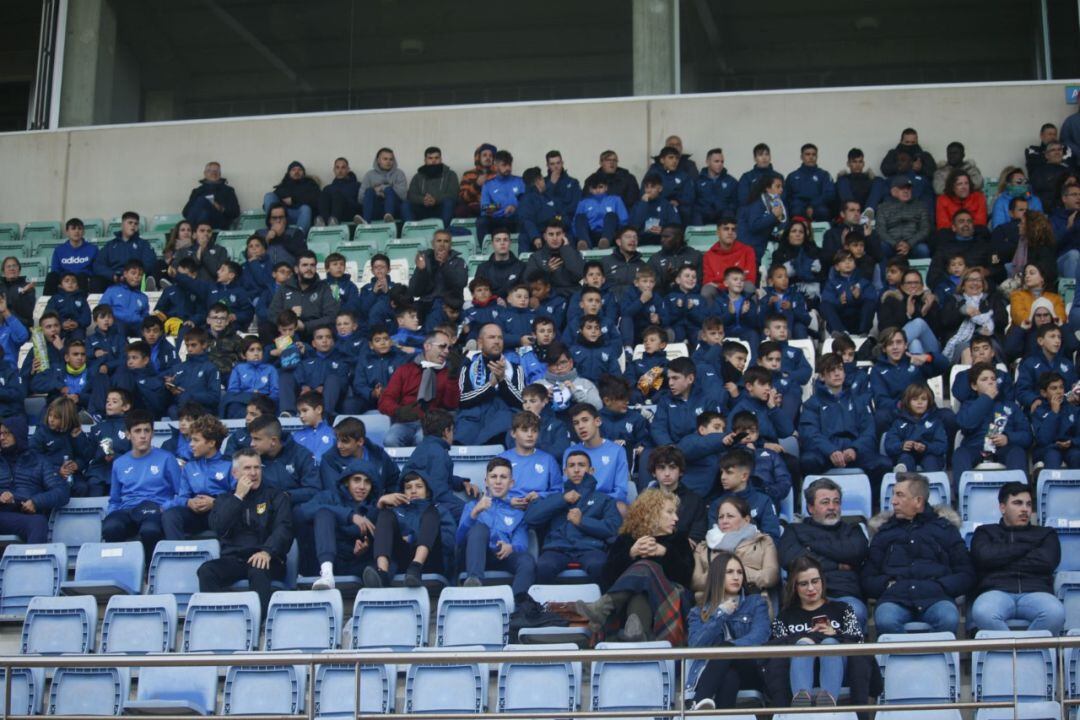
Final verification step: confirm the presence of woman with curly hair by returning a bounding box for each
[575,488,692,643]
[935,169,987,229]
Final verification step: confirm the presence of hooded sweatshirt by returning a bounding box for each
[272,161,320,209]
[0,415,69,513]
[360,153,408,199]
[407,163,460,205]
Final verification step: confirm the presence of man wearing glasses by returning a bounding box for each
[378,330,460,448]
[256,204,308,267]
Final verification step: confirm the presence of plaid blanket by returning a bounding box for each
[598,559,686,646]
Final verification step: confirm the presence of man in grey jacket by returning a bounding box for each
[268,250,340,338]
[406,147,459,229]
[360,148,409,223]
[876,176,931,259]
[524,221,585,298]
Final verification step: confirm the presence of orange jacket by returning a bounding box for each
[936,192,988,229]
[1008,289,1067,327]
[702,240,758,287]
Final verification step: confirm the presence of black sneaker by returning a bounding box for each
[404,562,423,587]
[362,566,384,589]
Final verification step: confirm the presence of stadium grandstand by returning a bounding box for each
[1,0,1080,718]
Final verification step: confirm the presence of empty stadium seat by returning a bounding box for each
[354,222,397,250]
[779,488,795,523]
[449,445,504,486]
[405,647,489,714]
[264,589,343,651]
[48,497,108,568]
[213,230,250,260]
[0,668,45,716]
[973,630,1056,701]
[100,594,177,654]
[350,587,429,650]
[147,539,220,615]
[0,543,66,619]
[1056,524,1080,572]
[48,667,131,716]
[21,595,97,654]
[125,666,219,716]
[876,632,960,703]
[591,640,675,715]
[519,584,600,645]
[1055,573,1080,631]
[1037,468,1080,525]
[436,585,514,649]
[975,701,1063,720]
[881,472,951,508]
[335,412,390,448]
[498,643,581,714]
[183,591,262,653]
[223,665,307,715]
[313,662,397,717]
[807,473,871,519]
[61,541,144,598]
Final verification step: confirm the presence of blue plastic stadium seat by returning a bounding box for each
[147,539,220,615]
[774,714,858,720]
[450,445,505,486]
[874,712,962,720]
[1037,468,1080,525]
[350,587,429,650]
[48,497,107,569]
[48,667,130,716]
[0,543,66,619]
[591,641,675,715]
[61,541,144,598]
[1066,629,1080,700]
[806,474,871,518]
[21,595,97,654]
[125,666,219,716]
[314,662,397,717]
[0,668,46,716]
[100,594,177,654]
[876,632,960,704]
[332,413,391,448]
[223,665,307,715]
[183,591,261,653]
[960,471,1029,527]
[779,488,795,522]
[436,585,514,649]
[519,584,600,645]
[264,589,343,651]
[229,540,298,591]
[1056,573,1080,631]
[1051,524,1080,572]
[405,647,488,714]
[973,630,1056,701]
[880,472,951,508]
[498,643,581,714]
[975,702,1063,720]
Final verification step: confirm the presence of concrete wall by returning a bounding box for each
[2,80,1078,224]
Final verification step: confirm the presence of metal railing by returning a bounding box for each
[3,634,1079,720]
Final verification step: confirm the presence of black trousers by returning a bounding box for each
[694,658,763,708]
[161,505,211,540]
[372,507,442,574]
[197,556,284,616]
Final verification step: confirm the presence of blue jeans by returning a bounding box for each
[874,600,959,635]
[789,637,845,699]
[463,523,536,596]
[1058,249,1080,282]
[407,198,455,228]
[904,317,941,355]
[835,595,868,632]
[362,188,403,222]
[970,591,1065,634]
[262,192,313,234]
[384,421,422,448]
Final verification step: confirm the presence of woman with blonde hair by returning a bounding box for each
[990,166,1043,228]
[575,488,692,643]
[692,495,779,607]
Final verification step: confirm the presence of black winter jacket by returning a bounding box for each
[970,520,1060,595]
[779,517,869,599]
[210,484,294,563]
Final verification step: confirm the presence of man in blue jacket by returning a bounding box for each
[737,143,784,206]
[545,151,582,221]
[650,358,728,446]
[0,414,69,543]
[91,212,157,293]
[784,143,837,221]
[524,450,621,585]
[478,150,526,247]
[249,415,321,506]
[692,149,739,225]
[165,329,222,419]
[516,167,564,253]
[46,218,98,294]
[648,146,695,225]
[183,161,240,230]
[862,472,974,634]
[303,464,378,591]
[162,415,233,539]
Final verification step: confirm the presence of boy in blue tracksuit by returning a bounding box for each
[281,326,349,416]
[165,329,222,419]
[527,275,567,332]
[650,357,730,446]
[762,315,812,388]
[882,385,949,473]
[631,176,683,242]
[46,272,91,340]
[323,253,362,316]
[1015,324,1077,413]
[618,266,664,344]
[303,465,379,590]
[648,147,695,225]
[457,458,535,596]
[400,410,473,520]
[784,144,837,220]
[249,414,321,505]
[598,376,651,469]
[99,260,149,337]
[517,168,564,253]
[48,218,98,290]
[563,403,630,511]
[498,411,562,504]
[142,317,178,374]
[29,396,94,482]
[332,311,368,369]
[663,265,708,344]
[36,340,91,409]
[675,412,727,499]
[521,384,572,460]
[356,255,398,334]
[224,336,279,418]
[255,263,294,328]
[174,260,254,331]
[241,236,274,300]
[91,213,156,292]
[82,388,133,497]
[350,326,406,413]
[574,178,629,248]
[757,341,803,427]
[86,306,126,379]
[155,258,201,325]
[478,150,526,242]
[524,452,622,585]
[820,249,878,336]
[729,367,796,444]
[21,313,66,397]
[0,346,25,419]
[499,285,537,349]
[161,415,234,539]
[102,411,182,553]
[565,263,620,333]
[953,362,1032,477]
[628,328,670,399]
[294,390,336,463]
[1031,372,1080,469]
[951,337,1015,405]
[0,414,69,544]
[725,411,792,510]
[692,149,739,225]
[760,266,812,340]
[709,447,781,543]
[569,317,622,383]
[711,267,761,350]
[317,416,400,498]
[462,277,501,342]
[97,341,169,420]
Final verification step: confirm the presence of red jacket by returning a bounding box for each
[377,361,460,421]
[702,240,758,287]
[935,192,987,229]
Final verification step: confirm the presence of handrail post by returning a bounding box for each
[678,657,686,720]
[353,660,360,720]
[1012,644,1019,720]
[307,661,315,720]
[2,660,10,720]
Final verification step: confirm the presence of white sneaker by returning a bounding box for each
[692,698,716,711]
[312,564,335,591]
[314,217,326,228]
[893,463,908,474]
[353,214,367,225]
[383,213,395,223]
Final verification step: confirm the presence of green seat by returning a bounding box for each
[82,219,105,239]
[22,222,62,252]
[143,232,166,254]
[354,222,397,251]
[450,217,477,231]
[908,257,931,283]
[34,237,66,256]
[811,222,829,246]
[685,225,717,252]
[307,238,334,261]
[639,245,659,262]
[468,254,487,278]
[337,243,372,269]
[402,219,443,238]
[151,213,184,233]
[385,239,424,262]
[581,249,609,261]
[450,237,473,257]
[0,224,19,244]
[214,230,251,261]
[479,235,493,256]
[307,226,351,247]
[1060,277,1076,310]
[235,209,265,232]
[21,258,46,283]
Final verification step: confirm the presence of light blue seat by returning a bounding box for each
[876,632,960,704]
[1058,526,1080,571]
[264,589,343,651]
[48,667,130,716]
[779,488,795,522]
[1065,629,1080,703]
[961,471,1029,527]
[125,666,219,716]
[21,595,97,654]
[0,543,66,619]
[591,641,675,715]
[774,714,858,720]
[808,473,871,518]
[436,585,514,649]
[973,630,1056,701]
[351,412,390,447]
[147,539,220,615]
[975,701,1063,720]
[223,665,307,715]
[183,592,261,653]
[880,472,951,508]
[518,584,599,645]
[230,540,298,591]
[0,668,45,715]
[48,497,107,568]
[872,712,961,720]
[61,541,143,598]
[1037,468,1080,525]
[313,661,397,717]
[498,643,581,713]
[450,445,505,486]
[405,647,488,714]
[100,594,177,654]
[1058,575,1080,631]
[350,587,429,650]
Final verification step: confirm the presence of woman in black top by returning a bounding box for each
[575,488,693,643]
